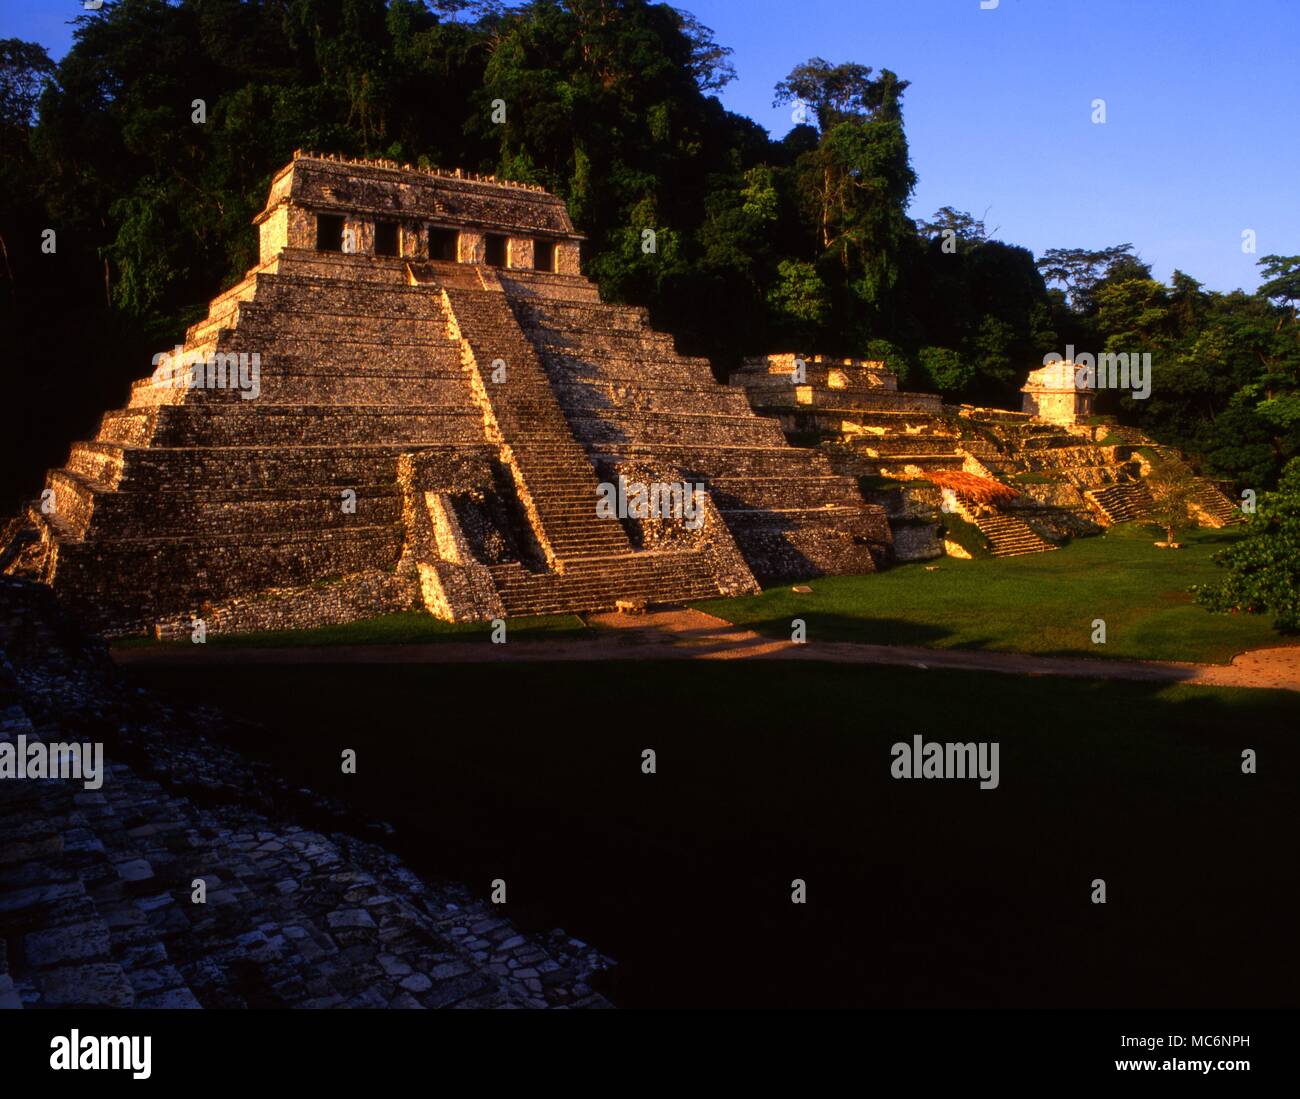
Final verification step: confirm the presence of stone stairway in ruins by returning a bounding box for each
[1084,483,1155,525]
[1188,480,1242,525]
[969,510,1059,558]
[844,416,966,477]
[730,357,963,477]
[439,276,730,615]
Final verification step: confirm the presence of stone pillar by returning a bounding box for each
[402,222,425,259]
[507,237,534,270]
[286,206,314,251]
[554,240,582,275]
[258,209,288,263]
[458,230,486,264]
[343,217,372,255]
[260,205,323,261]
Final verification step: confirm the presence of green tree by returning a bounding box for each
[1036,243,1137,312]
[1194,457,1300,631]
[775,59,915,341]
[915,206,988,244]
[767,258,829,345]
[773,57,880,132]
[916,345,973,395]
[1145,459,1202,545]
[1256,254,1300,320]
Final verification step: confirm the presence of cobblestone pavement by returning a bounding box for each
[0,578,612,1009]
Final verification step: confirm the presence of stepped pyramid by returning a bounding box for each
[3,153,889,635]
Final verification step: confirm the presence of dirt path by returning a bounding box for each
[111,608,1300,693]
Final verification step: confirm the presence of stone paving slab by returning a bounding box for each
[0,577,613,1010]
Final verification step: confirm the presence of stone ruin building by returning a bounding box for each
[1,153,890,636]
[1020,359,1095,425]
[731,354,1242,561]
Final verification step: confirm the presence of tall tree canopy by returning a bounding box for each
[1,0,1295,509]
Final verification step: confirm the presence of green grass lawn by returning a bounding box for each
[694,523,1294,665]
[111,609,589,649]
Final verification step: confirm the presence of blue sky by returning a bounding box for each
[688,0,1300,293]
[4,0,1297,292]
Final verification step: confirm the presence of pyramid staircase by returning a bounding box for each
[1188,480,1242,525]
[439,273,738,616]
[1085,483,1155,525]
[968,509,1059,557]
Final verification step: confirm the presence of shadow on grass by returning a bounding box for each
[124,658,1300,1009]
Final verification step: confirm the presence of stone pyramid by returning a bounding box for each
[3,152,890,636]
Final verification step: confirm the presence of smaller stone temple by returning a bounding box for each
[1020,360,1094,425]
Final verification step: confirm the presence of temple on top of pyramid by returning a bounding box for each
[1019,359,1095,425]
[254,151,586,272]
[1,153,892,636]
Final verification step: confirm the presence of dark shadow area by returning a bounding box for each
[124,659,1300,1008]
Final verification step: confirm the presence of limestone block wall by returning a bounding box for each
[742,354,899,392]
[258,208,288,260]
[152,567,417,640]
[259,205,318,261]
[395,451,504,622]
[1021,389,1084,424]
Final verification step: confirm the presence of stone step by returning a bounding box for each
[131,369,474,408]
[266,247,416,285]
[968,510,1058,556]
[74,485,404,540]
[48,525,406,631]
[66,442,126,488]
[1085,484,1155,525]
[442,284,639,564]
[138,405,484,447]
[538,349,717,382]
[486,550,724,615]
[77,443,491,493]
[846,435,962,456]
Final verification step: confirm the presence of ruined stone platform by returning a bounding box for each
[732,354,1242,560]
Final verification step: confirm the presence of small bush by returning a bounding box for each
[940,512,992,557]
